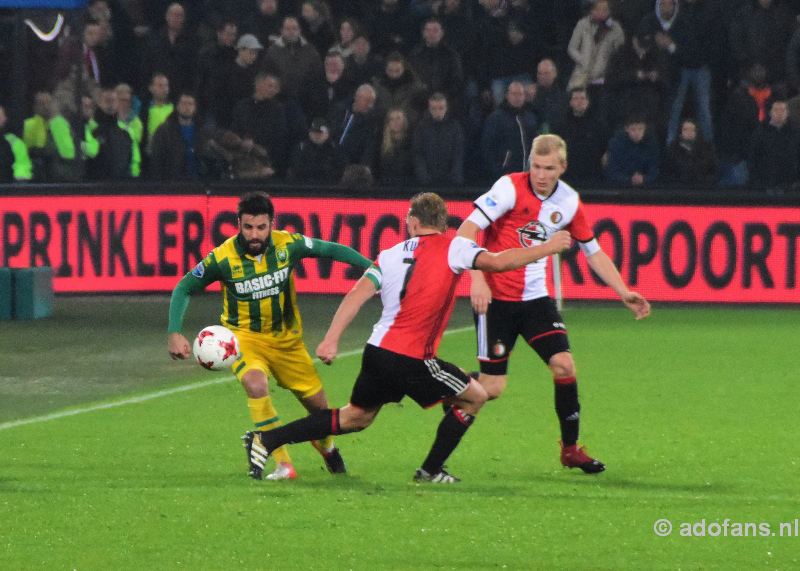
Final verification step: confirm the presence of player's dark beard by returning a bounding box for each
[238,233,268,256]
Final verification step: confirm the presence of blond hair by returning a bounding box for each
[381,108,409,155]
[531,134,567,165]
[409,192,448,232]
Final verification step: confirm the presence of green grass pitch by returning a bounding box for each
[1,295,798,570]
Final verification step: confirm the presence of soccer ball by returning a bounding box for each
[192,325,240,370]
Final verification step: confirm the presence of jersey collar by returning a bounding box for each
[528,176,560,201]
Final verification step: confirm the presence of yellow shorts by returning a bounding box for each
[232,330,323,399]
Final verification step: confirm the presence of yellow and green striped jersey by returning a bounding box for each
[169,231,372,340]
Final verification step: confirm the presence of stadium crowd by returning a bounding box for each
[2,0,800,191]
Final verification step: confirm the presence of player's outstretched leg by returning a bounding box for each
[560,442,606,474]
[415,376,487,484]
[242,431,270,480]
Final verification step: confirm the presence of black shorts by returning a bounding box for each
[349,344,472,409]
[474,297,570,376]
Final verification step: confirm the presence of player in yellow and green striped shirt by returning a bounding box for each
[167,192,372,480]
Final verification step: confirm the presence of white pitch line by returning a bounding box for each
[0,326,474,432]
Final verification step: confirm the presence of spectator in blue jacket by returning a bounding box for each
[480,81,537,179]
[605,115,660,187]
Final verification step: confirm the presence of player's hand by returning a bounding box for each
[168,332,191,360]
[544,230,572,255]
[316,339,338,365]
[470,273,492,315]
[622,291,651,320]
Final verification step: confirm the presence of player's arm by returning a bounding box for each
[305,237,372,269]
[167,255,221,359]
[457,218,492,314]
[316,273,378,365]
[475,231,572,272]
[585,249,651,320]
[457,178,515,313]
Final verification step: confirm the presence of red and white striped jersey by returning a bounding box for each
[467,172,600,301]
[364,233,486,359]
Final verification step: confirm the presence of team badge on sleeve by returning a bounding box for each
[191,261,205,278]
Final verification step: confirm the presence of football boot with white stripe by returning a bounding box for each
[413,468,461,484]
[242,431,270,480]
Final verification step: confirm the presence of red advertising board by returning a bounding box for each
[1,195,798,303]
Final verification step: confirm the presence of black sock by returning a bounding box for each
[421,407,475,474]
[261,409,343,452]
[442,373,479,413]
[554,378,580,447]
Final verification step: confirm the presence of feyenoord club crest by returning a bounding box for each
[493,341,507,357]
[550,211,563,224]
[517,221,547,247]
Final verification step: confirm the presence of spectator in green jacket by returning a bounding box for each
[115,83,142,177]
[0,106,33,182]
[23,91,54,152]
[142,72,174,156]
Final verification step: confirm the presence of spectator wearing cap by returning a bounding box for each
[288,117,346,182]
[209,33,264,129]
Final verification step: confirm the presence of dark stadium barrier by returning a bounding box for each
[0,183,798,304]
[0,267,11,320]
